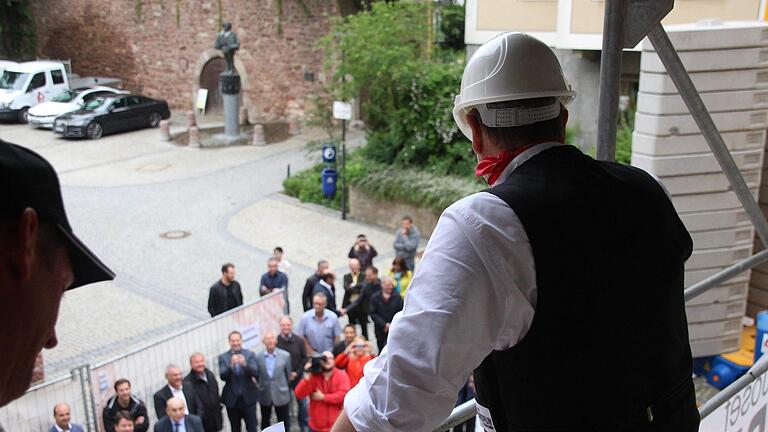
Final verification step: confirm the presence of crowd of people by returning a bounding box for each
[48,217,422,432]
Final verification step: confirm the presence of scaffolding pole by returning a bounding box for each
[595,0,627,162]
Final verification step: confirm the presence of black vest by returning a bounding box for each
[474,145,699,432]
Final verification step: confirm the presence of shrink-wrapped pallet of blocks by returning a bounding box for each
[632,21,768,357]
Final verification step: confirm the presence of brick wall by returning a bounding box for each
[31,0,338,121]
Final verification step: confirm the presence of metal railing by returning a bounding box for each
[435,1,768,430]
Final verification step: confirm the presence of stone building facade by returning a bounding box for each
[31,0,339,123]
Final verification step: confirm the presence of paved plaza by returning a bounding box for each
[0,117,408,379]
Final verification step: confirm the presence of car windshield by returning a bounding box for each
[0,71,29,90]
[52,89,80,102]
[82,97,109,111]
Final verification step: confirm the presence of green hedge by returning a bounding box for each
[283,153,482,213]
[282,164,341,210]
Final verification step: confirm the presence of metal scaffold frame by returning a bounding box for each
[435,1,768,430]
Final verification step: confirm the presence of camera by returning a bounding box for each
[306,353,325,374]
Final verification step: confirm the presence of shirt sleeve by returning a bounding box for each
[344,192,538,432]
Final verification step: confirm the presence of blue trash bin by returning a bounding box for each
[321,168,337,198]
[756,311,768,362]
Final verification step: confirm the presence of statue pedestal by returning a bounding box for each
[220,74,241,138]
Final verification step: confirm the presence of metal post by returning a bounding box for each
[699,353,768,418]
[72,365,96,432]
[647,24,768,247]
[341,119,347,220]
[595,0,626,161]
[432,399,476,432]
[685,249,768,302]
[85,366,98,432]
[287,164,291,178]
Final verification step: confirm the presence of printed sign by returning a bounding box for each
[700,370,768,431]
[475,401,496,432]
[333,101,352,120]
[196,89,208,110]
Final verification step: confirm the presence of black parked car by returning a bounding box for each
[53,94,170,139]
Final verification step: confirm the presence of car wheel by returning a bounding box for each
[86,122,103,140]
[18,107,29,123]
[148,112,162,128]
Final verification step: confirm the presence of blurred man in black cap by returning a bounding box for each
[0,139,115,409]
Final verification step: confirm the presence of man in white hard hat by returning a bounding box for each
[332,32,698,432]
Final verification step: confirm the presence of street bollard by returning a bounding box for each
[239,107,249,126]
[186,111,196,128]
[188,126,201,148]
[159,120,171,141]
[252,124,266,146]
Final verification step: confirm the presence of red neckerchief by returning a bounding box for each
[475,144,536,186]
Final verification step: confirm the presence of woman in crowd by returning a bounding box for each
[334,336,375,387]
[388,256,412,297]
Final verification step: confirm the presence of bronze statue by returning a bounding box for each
[214,22,240,75]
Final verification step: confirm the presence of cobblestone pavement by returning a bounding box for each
[0,117,395,379]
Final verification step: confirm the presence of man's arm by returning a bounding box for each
[135,402,150,432]
[219,353,233,381]
[302,280,313,311]
[368,299,386,328]
[402,228,420,253]
[337,194,537,432]
[207,286,216,317]
[234,283,244,307]
[259,274,270,296]
[392,232,404,251]
[294,375,314,400]
[243,350,260,379]
[153,391,167,419]
[102,406,116,432]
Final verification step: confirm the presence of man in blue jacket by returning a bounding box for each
[218,331,259,432]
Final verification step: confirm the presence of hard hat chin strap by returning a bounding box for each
[475,100,561,128]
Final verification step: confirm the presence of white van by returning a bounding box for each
[0,60,18,74]
[0,61,69,122]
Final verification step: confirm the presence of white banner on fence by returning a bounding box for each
[700,374,768,432]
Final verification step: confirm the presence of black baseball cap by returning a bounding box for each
[0,139,115,289]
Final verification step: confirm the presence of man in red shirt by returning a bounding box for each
[295,351,351,432]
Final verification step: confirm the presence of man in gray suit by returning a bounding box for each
[256,331,292,430]
[153,397,204,432]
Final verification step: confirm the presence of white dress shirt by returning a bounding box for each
[169,384,190,415]
[343,143,567,432]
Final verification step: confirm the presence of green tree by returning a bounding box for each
[0,0,36,59]
[318,1,472,176]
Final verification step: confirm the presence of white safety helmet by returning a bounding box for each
[453,32,576,141]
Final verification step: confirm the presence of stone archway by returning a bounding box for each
[192,49,251,120]
[199,57,227,116]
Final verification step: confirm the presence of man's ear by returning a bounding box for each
[11,208,39,282]
[466,111,485,157]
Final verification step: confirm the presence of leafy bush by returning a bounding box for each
[349,158,482,213]
[283,164,341,210]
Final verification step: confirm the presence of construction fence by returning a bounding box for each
[0,290,286,432]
